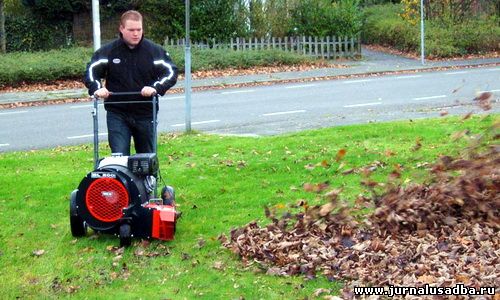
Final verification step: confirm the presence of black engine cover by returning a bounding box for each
[128,153,158,176]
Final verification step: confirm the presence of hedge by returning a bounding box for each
[362,4,500,57]
[0,47,313,87]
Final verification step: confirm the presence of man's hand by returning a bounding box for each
[94,88,110,99]
[141,86,157,97]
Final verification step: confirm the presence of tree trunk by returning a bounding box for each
[0,0,5,53]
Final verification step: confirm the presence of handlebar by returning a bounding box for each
[91,91,160,168]
[92,91,158,104]
[109,91,145,96]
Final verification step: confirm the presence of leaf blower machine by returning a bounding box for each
[69,92,179,247]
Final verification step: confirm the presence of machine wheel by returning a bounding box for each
[119,224,132,247]
[70,190,87,237]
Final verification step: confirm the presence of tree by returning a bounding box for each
[249,0,266,37]
[265,0,293,37]
[233,0,250,38]
[0,0,5,53]
[140,0,185,42]
[191,0,243,41]
[290,0,332,36]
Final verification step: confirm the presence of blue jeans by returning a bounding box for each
[106,111,156,156]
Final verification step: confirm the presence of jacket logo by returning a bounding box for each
[112,58,121,64]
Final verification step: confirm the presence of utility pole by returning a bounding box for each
[420,0,425,65]
[185,0,192,133]
[91,0,101,51]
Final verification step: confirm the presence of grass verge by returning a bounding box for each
[0,115,497,299]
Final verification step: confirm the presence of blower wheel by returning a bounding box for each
[119,223,132,247]
[70,190,87,237]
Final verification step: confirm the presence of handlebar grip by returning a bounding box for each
[109,91,143,96]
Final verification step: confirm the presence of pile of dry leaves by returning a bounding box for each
[220,106,499,298]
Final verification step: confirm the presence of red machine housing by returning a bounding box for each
[147,204,176,240]
[70,153,178,246]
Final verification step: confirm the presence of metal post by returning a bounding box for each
[92,0,101,51]
[152,95,158,154]
[185,0,192,132]
[152,94,158,198]
[92,96,99,169]
[420,0,425,65]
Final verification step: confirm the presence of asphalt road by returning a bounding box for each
[0,66,498,152]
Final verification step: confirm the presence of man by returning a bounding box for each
[84,10,178,155]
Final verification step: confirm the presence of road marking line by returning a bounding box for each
[478,89,500,93]
[395,75,422,79]
[285,84,316,89]
[485,68,499,72]
[343,102,382,108]
[413,95,447,101]
[477,89,500,95]
[0,143,9,147]
[221,90,255,95]
[262,110,306,116]
[171,119,220,127]
[70,104,104,109]
[0,110,28,115]
[445,71,469,75]
[67,133,108,139]
[343,79,373,84]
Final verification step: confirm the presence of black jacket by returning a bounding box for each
[84,36,178,117]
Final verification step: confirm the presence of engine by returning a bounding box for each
[70,153,177,246]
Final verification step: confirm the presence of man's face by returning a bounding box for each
[120,19,143,47]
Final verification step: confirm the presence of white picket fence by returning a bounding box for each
[164,35,361,59]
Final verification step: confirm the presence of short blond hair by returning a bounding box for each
[120,10,143,26]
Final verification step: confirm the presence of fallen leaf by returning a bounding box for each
[313,288,331,297]
[335,149,347,162]
[32,249,45,257]
[473,91,492,101]
[213,261,225,270]
[304,164,316,170]
[196,238,206,249]
[412,137,422,151]
[462,111,473,120]
[417,274,436,284]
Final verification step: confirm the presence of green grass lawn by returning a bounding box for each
[0,115,497,299]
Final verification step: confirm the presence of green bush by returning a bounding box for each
[330,0,363,37]
[0,47,313,87]
[0,47,92,86]
[362,4,500,57]
[188,48,312,70]
[5,14,73,52]
[291,0,363,37]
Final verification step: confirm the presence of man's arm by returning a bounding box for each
[152,49,178,96]
[84,51,109,96]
